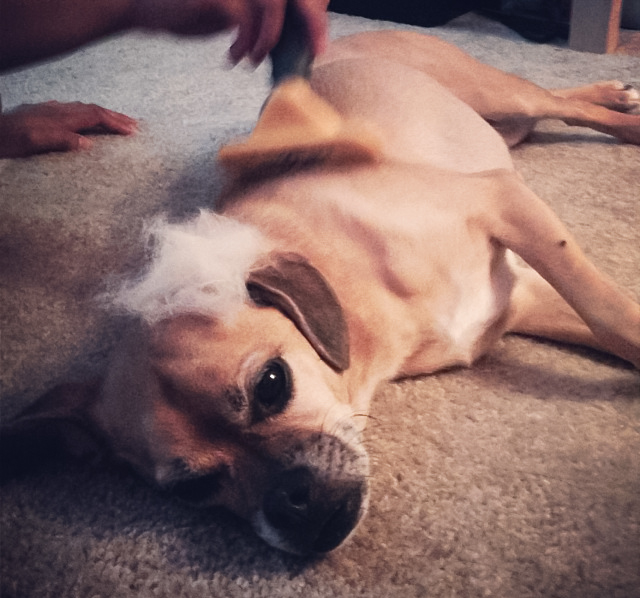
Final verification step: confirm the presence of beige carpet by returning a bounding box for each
[1,12,639,598]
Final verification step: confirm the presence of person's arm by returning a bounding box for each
[0,0,329,72]
[0,0,135,71]
[0,0,329,159]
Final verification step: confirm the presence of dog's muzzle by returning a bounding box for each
[253,432,369,555]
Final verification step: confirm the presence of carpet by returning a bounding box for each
[1,12,639,598]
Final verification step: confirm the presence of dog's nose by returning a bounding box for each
[263,466,365,554]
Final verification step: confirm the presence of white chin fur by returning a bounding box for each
[106,211,265,324]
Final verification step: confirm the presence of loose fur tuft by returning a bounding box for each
[106,212,265,324]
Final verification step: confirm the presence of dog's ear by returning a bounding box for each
[0,382,106,483]
[217,78,382,182]
[246,252,350,372]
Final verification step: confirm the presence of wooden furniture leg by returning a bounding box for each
[569,0,623,53]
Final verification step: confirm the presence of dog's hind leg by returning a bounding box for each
[323,31,640,146]
[480,170,640,367]
[490,82,640,147]
[468,77,640,146]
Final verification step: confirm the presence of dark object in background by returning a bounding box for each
[480,0,571,43]
[328,0,481,27]
[328,0,572,43]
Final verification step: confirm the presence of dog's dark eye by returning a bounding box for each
[253,359,292,420]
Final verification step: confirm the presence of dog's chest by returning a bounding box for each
[327,206,514,375]
[397,251,514,374]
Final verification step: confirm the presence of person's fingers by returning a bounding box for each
[228,20,254,64]
[32,130,93,155]
[229,0,328,65]
[0,120,92,158]
[248,0,286,64]
[229,0,271,64]
[130,0,329,61]
[135,0,242,34]
[16,101,137,135]
[99,109,139,134]
[57,102,138,135]
[291,0,329,56]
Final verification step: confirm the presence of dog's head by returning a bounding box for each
[1,212,369,555]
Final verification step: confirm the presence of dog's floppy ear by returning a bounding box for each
[247,252,350,372]
[217,77,382,181]
[0,382,105,483]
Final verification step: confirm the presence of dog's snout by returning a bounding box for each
[264,467,313,527]
[263,466,365,554]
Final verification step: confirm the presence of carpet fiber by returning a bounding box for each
[1,12,639,598]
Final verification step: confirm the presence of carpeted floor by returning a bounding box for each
[1,12,639,598]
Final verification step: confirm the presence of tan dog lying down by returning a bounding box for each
[5,31,640,556]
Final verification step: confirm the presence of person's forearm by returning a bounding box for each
[0,0,135,71]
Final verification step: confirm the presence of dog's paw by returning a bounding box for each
[588,81,640,113]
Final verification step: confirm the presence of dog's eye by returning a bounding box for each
[253,359,292,420]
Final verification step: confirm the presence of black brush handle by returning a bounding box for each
[269,3,313,86]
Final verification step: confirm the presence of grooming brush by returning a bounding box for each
[217,4,383,179]
[268,2,314,87]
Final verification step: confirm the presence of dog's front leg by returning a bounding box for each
[482,170,640,367]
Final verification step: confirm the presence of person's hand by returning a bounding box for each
[133,0,329,65]
[0,101,138,159]
[230,0,330,64]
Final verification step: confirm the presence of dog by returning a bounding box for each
[3,30,639,556]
